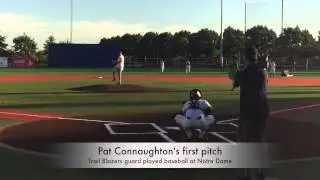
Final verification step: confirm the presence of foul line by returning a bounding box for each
[4,102,319,125]
[0,111,128,124]
[274,156,320,164]
[217,103,320,123]
[0,142,64,159]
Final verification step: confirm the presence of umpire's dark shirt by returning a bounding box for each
[234,64,269,120]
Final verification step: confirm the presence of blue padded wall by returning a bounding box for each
[48,43,120,68]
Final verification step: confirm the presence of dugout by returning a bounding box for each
[48,43,120,68]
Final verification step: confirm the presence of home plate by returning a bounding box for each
[97,76,104,79]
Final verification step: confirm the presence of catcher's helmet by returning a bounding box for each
[189,88,202,100]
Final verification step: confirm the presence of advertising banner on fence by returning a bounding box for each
[13,56,35,68]
[51,143,277,168]
[0,57,8,68]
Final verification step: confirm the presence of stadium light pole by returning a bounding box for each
[244,1,247,34]
[220,0,224,68]
[281,0,284,34]
[70,0,73,43]
[242,1,247,67]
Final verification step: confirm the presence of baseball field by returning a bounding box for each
[0,68,320,180]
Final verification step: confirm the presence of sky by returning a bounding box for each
[0,0,318,49]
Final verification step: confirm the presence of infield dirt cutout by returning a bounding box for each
[1,74,320,163]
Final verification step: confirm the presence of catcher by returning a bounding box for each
[174,89,215,141]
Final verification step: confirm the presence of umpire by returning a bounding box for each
[233,46,270,180]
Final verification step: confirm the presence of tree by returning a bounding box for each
[135,32,158,57]
[245,25,277,55]
[0,34,8,56]
[188,28,219,57]
[171,30,191,56]
[278,26,303,48]
[275,26,305,58]
[43,35,56,55]
[297,30,319,59]
[300,30,315,46]
[12,33,37,56]
[119,33,142,56]
[35,50,46,62]
[154,32,173,57]
[72,26,320,63]
[274,26,320,70]
[222,26,245,57]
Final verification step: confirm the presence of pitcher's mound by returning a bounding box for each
[68,84,170,93]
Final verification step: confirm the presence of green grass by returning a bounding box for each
[1,78,320,116]
[0,68,320,179]
[0,119,20,127]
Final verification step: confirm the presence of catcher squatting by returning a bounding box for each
[174,88,216,141]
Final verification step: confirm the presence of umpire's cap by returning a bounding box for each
[246,46,259,62]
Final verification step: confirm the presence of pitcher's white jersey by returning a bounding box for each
[116,54,125,71]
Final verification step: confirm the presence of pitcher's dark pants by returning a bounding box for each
[237,117,267,143]
[237,117,268,179]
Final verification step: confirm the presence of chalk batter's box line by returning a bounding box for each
[105,122,236,144]
[105,123,168,135]
[165,126,237,134]
[210,132,236,144]
[105,122,175,142]
[105,122,236,135]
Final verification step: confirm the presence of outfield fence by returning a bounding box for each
[127,56,320,71]
[2,54,320,72]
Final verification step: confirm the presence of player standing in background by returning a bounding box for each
[264,54,270,72]
[112,51,125,85]
[270,60,276,77]
[229,54,239,90]
[174,89,215,141]
[185,59,191,74]
[160,59,165,72]
[262,54,270,83]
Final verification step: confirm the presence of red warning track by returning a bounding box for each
[0,74,320,86]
